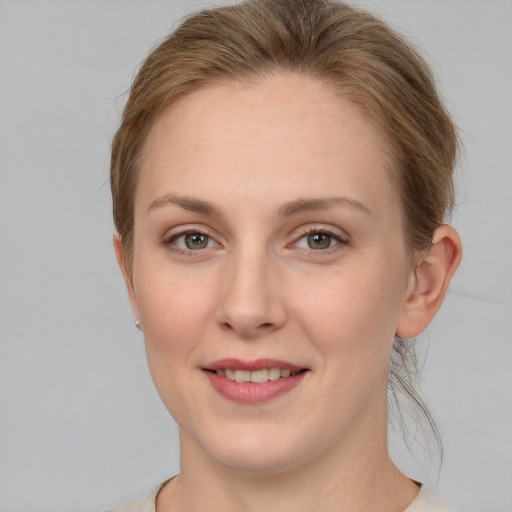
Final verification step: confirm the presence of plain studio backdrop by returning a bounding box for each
[0,1,510,511]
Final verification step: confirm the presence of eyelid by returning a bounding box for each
[159,223,349,255]
[161,225,222,253]
[288,225,350,252]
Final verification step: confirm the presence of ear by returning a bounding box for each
[396,225,462,339]
[113,233,141,321]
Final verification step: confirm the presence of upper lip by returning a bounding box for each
[203,358,306,372]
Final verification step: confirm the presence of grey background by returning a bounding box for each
[0,1,510,511]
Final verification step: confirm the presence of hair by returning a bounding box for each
[111,0,458,459]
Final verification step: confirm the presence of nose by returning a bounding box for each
[215,250,287,339]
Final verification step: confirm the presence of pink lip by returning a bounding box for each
[203,359,308,404]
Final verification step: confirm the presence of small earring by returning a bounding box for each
[134,319,142,331]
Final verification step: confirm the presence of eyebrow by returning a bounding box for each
[279,197,371,217]
[147,194,222,216]
[147,193,371,217]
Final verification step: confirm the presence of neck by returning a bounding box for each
[157,422,419,512]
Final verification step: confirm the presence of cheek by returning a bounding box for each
[133,256,220,368]
[139,284,212,344]
[132,268,219,421]
[290,260,405,366]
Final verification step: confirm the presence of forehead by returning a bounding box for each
[137,73,397,215]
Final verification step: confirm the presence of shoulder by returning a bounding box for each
[105,480,169,512]
[106,497,145,512]
[404,486,457,512]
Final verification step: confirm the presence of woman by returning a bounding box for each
[109,0,461,510]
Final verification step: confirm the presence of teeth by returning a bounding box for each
[215,367,300,382]
[268,368,281,381]
[234,370,251,382]
[250,369,269,383]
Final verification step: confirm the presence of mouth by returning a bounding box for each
[209,368,304,383]
[203,359,309,403]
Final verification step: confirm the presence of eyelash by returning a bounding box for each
[291,227,349,253]
[161,226,349,256]
[161,229,219,256]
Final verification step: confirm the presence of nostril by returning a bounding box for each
[220,321,234,331]
[215,291,287,337]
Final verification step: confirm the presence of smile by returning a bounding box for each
[204,359,308,403]
[215,368,301,383]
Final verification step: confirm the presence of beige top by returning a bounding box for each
[107,481,456,512]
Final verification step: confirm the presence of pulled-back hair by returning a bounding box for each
[111,0,458,459]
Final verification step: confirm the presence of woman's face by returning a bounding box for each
[124,73,416,474]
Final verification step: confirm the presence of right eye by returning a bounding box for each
[167,231,217,251]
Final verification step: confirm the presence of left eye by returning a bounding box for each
[172,232,216,250]
[296,231,341,250]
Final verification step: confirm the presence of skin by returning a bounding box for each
[114,73,461,512]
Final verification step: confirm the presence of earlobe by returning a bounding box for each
[396,225,462,339]
[113,233,140,319]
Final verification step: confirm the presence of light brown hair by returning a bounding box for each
[111,0,458,456]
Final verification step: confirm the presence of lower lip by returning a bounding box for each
[204,370,307,404]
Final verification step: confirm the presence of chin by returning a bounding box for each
[216,449,303,476]
[193,425,309,476]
